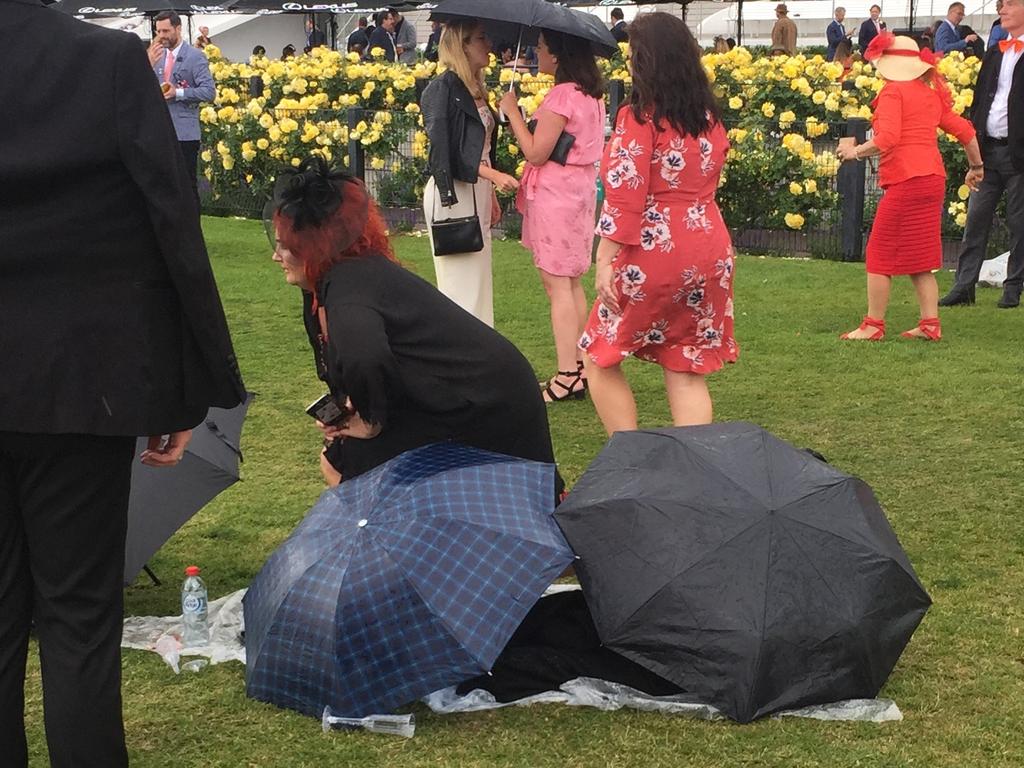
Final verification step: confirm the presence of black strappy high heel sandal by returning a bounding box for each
[542,369,587,403]
[576,359,588,391]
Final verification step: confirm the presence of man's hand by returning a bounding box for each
[140,430,192,467]
[148,38,165,67]
[162,83,176,101]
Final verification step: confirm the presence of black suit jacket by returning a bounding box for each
[0,0,245,436]
[611,21,628,43]
[365,26,396,61]
[970,45,1024,172]
[858,18,881,52]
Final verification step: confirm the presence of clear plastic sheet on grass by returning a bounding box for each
[122,588,903,722]
[423,679,902,723]
[121,588,246,671]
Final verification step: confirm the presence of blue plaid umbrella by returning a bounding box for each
[243,442,573,718]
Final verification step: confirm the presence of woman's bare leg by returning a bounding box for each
[843,272,892,338]
[663,370,713,426]
[584,359,638,434]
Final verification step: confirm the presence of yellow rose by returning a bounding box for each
[957,184,970,200]
[256,138,269,150]
[291,157,301,167]
[370,157,386,170]
[804,179,818,194]
[761,102,776,118]
[955,212,967,227]
[507,144,519,157]
[728,96,743,109]
[784,213,805,230]
[789,181,803,196]
[200,149,212,162]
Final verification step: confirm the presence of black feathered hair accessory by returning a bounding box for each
[262,155,369,254]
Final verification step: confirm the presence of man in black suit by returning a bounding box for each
[858,4,884,52]
[940,0,1024,308]
[347,16,370,55]
[0,0,245,765]
[365,8,397,62]
[610,7,628,43]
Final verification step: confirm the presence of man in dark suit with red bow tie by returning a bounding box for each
[940,0,1024,308]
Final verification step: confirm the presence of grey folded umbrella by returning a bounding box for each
[124,394,252,585]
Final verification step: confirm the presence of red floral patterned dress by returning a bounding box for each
[580,109,739,374]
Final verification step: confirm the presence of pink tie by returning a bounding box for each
[163,49,174,84]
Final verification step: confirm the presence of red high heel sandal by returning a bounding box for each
[900,317,942,341]
[840,316,886,341]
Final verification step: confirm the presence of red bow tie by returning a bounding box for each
[999,38,1024,53]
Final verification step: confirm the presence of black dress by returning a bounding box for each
[305,255,562,495]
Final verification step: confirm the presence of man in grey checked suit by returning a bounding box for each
[147,10,215,204]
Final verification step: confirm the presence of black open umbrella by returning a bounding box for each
[52,0,235,17]
[554,422,932,723]
[124,395,252,585]
[430,0,618,58]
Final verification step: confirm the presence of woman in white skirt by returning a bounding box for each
[421,19,519,327]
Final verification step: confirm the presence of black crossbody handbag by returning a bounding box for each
[527,119,576,166]
[430,186,484,256]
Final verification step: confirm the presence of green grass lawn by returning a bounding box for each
[24,217,1024,766]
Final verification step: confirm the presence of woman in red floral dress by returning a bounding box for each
[579,12,738,433]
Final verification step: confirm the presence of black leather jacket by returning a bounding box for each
[421,70,498,206]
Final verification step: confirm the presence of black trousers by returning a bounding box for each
[952,141,1024,292]
[179,140,201,209]
[0,433,135,768]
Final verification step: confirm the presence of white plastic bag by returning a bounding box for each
[978,251,1009,287]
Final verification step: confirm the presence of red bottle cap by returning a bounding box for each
[185,566,201,576]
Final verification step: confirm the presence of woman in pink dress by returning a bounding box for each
[499,30,605,402]
[579,12,738,433]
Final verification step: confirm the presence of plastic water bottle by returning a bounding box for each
[181,565,209,648]
[321,707,415,738]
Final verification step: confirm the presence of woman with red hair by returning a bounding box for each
[836,33,983,341]
[268,156,562,493]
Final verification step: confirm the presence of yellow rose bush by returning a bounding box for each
[199,45,982,237]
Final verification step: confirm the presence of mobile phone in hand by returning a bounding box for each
[305,393,348,426]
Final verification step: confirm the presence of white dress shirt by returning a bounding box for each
[986,35,1022,139]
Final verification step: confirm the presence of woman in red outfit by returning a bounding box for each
[836,33,983,340]
[579,13,738,432]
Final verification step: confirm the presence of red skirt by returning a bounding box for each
[865,174,945,276]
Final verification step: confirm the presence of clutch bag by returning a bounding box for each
[527,119,576,166]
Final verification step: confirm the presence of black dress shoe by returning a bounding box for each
[938,286,976,307]
[997,288,1021,309]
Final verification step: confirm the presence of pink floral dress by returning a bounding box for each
[516,83,606,277]
[580,109,739,374]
